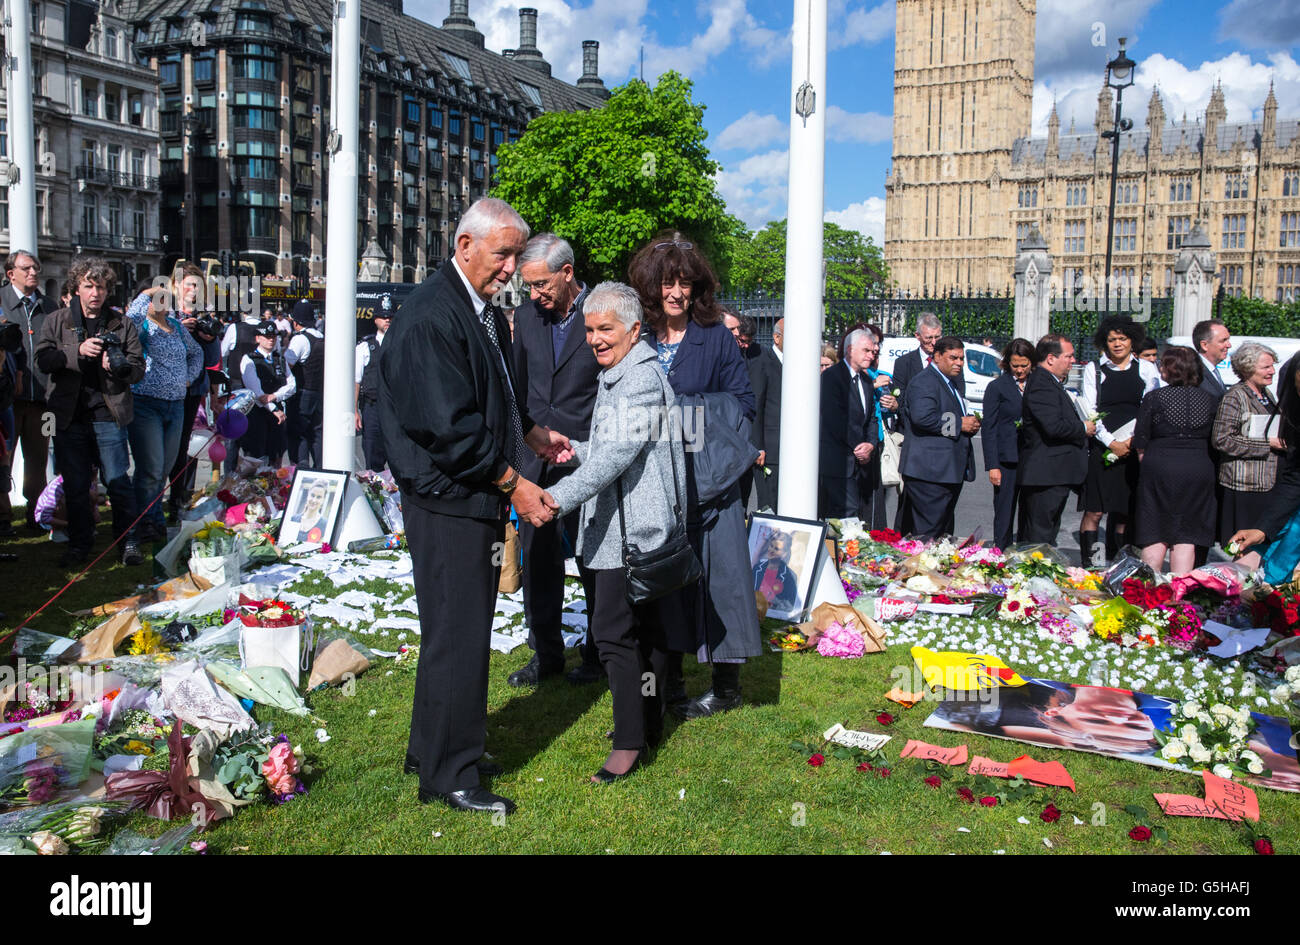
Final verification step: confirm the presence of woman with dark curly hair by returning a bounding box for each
[1133,346,1218,575]
[627,231,759,720]
[1077,315,1160,566]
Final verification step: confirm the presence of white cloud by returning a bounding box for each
[826,197,886,246]
[1033,0,1159,81]
[828,0,895,50]
[1217,0,1300,49]
[716,148,789,229]
[827,105,892,143]
[716,111,788,151]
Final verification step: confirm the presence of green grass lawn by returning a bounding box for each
[4,523,1299,854]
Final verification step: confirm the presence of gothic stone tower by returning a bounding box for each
[884,0,1036,295]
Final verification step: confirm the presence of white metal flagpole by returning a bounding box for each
[777,0,826,519]
[321,0,361,471]
[4,0,39,253]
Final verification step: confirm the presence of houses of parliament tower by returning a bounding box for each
[884,0,1300,303]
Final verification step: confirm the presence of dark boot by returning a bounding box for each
[1079,530,1100,570]
[1105,521,1125,563]
[663,652,687,706]
[673,663,742,720]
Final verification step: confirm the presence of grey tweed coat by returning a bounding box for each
[547,339,688,571]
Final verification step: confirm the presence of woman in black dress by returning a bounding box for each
[1133,347,1218,576]
[1078,316,1160,566]
[981,338,1037,550]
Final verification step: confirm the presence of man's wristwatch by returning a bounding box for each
[495,469,520,495]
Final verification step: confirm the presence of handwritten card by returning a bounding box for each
[1202,769,1259,822]
[822,723,892,752]
[1154,794,1231,820]
[900,739,969,765]
[1008,755,1077,792]
[885,687,926,708]
[967,756,1010,778]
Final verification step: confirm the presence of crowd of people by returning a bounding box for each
[4,196,1300,817]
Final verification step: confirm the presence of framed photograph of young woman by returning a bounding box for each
[280,468,348,546]
[747,514,829,622]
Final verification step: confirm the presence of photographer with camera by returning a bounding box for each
[35,257,145,568]
[123,271,204,543]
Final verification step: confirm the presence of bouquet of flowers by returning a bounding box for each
[236,596,304,628]
[211,730,308,804]
[94,710,170,760]
[0,800,125,854]
[190,522,239,559]
[1155,690,1267,780]
[2,680,80,726]
[1090,596,1167,647]
[1159,601,1205,651]
[1252,584,1300,637]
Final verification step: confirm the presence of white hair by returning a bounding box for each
[1231,341,1278,382]
[585,281,642,331]
[916,312,942,333]
[844,328,872,351]
[519,233,574,272]
[454,197,530,244]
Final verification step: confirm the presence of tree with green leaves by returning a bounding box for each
[492,71,746,283]
[728,219,891,297]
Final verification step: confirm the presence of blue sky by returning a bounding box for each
[408,0,1300,244]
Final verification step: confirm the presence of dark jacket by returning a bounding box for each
[511,287,599,483]
[819,359,878,480]
[981,371,1024,471]
[675,391,759,509]
[1018,366,1089,487]
[35,301,145,429]
[1198,356,1229,403]
[899,364,976,484]
[891,347,926,399]
[378,259,535,521]
[0,284,59,402]
[742,341,782,463]
[656,319,756,421]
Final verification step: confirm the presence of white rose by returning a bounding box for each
[1212,764,1233,780]
[1285,665,1300,684]
[1180,723,1199,742]
[1161,739,1187,761]
[1247,760,1265,775]
[1270,684,1292,704]
[1189,745,1212,764]
[1182,700,1201,717]
[29,831,69,856]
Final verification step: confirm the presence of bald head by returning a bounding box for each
[773,317,785,352]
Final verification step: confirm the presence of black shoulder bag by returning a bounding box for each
[615,379,702,605]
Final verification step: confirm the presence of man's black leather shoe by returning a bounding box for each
[566,662,605,685]
[405,754,502,777]
[419,787,516,814]
[507,655,563,688]
[672,688,743,720]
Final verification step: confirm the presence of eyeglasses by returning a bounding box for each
[654,240,693,251]
[13,264,40,274]
[525,272,559,291]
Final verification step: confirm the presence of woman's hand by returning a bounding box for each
[1110,439,1131,459]
[1269,436,1286,451]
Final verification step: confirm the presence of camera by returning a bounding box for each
[193,314,223,340]
[0,321,20,353]
[96,329,135,380]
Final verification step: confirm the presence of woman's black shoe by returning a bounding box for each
[591,749,645,784]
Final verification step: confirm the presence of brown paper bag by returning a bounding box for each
[795,602,888,654]
[307,638,372,690]
[62,609,142,664]
[75,573,213,617]
[497,521,521,594]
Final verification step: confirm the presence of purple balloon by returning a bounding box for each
[215,409,249,439]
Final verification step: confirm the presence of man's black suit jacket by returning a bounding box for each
[379,259,532,520]
[511,288,599,482]
[819,359,877,480]
[899,364,975,483]
[742,341,782,464]
[1018,366,1088,488]
[891,347,925,399]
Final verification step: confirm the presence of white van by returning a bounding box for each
[1165,335,1300,399]
[877,337,1004,404]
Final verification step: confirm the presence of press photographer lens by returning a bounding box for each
[96,330,135,380]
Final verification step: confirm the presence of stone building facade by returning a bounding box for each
[884,0,1300,303]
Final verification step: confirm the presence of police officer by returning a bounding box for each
[354,297,391,472]
[284,300,324,467]
[238,321,295,465]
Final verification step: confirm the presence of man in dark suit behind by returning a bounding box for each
[508,233,603,688]
[891,312,945,533]
[728,312,781,511]
[380,198,573,816]
[898,337,979,538]
[818,328,879,519]
[1018,334,1096,546]
[1192,318,1231,404]
[0,249,58,535]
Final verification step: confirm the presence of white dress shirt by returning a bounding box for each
[240,350,296,411]
[1079,356,1161,445]
[354,329,385,383]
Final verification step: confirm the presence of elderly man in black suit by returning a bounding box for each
[818,328,880,519]
[508,233,604,688]
[898,337,979,538]
[1018,334,1097,546]
[380,198,573,816]
[0,249,58,535]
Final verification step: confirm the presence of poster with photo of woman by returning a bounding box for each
[747,514,828,622]
[280,469,347,547]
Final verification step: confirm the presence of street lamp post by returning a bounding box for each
[1101,38,1136,315]
[181,110,201,264]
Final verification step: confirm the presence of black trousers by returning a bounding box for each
[991,463,1021,550]
[904,478,962,539]
[56,419,135,553]
[518,493,599,672]
[287,389,323,468]
[167,392,202,514]
[589,567,669,751]
[404,500,504,794]
[361,401,386,471]
[756,463,779,512]
[1020,484,1073,546]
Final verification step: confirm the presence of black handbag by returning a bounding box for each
[615,388,702,605]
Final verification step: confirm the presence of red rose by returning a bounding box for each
[1007,600,1020,612]
[856,762,872,772]
[956,787,975,803]
[807,753,825,767]
[1254,837,1275,855]
[877,767,891,778]
[875,712,895,726]
[924,775,942,788]
[931,594,953,605]
[1285,607,1299,627]
[1128,826,1152,842]
[1154,585,1174,604]
[1041,804,1061,823]
[979,796,998,807]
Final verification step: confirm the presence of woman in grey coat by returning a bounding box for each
[546,282,688,782]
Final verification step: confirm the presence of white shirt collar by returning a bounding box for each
[772,345,783,363]
[451,257,487,317]
[1200,353,1221,376]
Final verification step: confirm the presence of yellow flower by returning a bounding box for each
[127,627,164,656]
[1031,551,1045,560]
[124,740,154,755]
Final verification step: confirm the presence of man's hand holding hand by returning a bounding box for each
[511,478,556,527]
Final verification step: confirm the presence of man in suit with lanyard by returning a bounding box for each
[380,198,573,815]
[898,337,979,538]
[0,250,58,535]
[1019,335,1096,545]
[507,233,604,688]
[818,328,880,519]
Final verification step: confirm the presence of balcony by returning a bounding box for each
[76,231,162,252]
[75,165,160,190]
